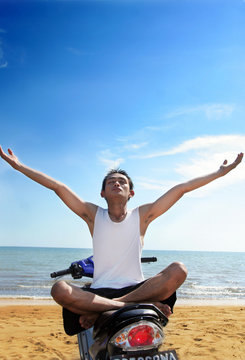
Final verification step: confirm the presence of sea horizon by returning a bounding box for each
[0,246,244,303]
[1,244,244,253]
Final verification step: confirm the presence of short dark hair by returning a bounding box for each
[101,169,134,191]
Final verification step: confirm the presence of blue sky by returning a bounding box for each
[0,0,244,252]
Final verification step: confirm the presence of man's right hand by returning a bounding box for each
[0,146,21,170]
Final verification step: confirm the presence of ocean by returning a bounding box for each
[0,247,244,304]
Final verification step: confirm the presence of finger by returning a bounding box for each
[223,159,227,165]
[236,152,244,163]
[0,146,7,157]
[8,148,13,155]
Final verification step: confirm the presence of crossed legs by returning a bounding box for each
[51,262,187,330]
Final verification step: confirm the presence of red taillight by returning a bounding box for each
[128,325,154,346]
[110,321,164,350]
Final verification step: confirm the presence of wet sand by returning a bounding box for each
[0,300,244,359]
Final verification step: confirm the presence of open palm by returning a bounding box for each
[219,153,243,176]
[0,146,20,169]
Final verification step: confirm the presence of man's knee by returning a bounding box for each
[51,280,71,304]
[169,261,188,282]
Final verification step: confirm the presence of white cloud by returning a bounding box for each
[99,157,124,169]
[123,142,148,150]
[136,134,245,159]
[136,177,176,191]
[165,103,235,120]
[99,149,124,169]
[98,142,148,169]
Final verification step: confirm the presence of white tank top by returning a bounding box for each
[91,206,144,289]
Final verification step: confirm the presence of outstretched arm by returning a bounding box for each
[139,153,243,233]
[0,146,97,231]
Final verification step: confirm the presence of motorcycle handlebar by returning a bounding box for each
[50,256,157,279]
[50,268,72,278]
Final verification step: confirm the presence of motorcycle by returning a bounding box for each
[50,256,179,360]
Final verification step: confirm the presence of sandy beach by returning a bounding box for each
[0,300,244,360]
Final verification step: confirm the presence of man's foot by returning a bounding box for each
[79,311,100,329]
[113,297,172,318]
[152,302,172,318]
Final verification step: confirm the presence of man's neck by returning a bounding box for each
[107,201,128,222]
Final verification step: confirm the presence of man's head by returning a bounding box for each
[101,169,134,191]
[101,169,134,201]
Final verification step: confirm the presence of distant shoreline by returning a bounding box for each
[0,245,244,253]
[0,297,245,306]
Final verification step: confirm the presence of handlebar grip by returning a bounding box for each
[141,257,157,263]
[50,268,72,278]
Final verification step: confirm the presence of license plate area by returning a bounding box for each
[110,349,179,360]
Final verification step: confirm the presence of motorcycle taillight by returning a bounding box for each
[128,325,154,346]
[109,321,164,351]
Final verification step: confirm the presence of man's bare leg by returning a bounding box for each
[114,262,187,304]
[111,262,187,319]
[52,281,128,329]
[52,262,187,329]
[51,281,127,314]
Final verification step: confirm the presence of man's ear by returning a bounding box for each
[101,190,105,198]
[128,190,135,199]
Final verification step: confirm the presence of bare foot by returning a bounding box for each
[152,302,172,317]
[79,311,100,329]
[113,297,172,318]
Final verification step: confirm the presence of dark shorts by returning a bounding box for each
[62,281,177,336]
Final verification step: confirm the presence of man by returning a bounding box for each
[0,146,243,333]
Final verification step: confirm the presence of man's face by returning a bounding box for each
[101,173,134,201]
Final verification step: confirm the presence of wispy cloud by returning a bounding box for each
[165,103,235,120]
[135,134,245,159]
[135,177,176,191]
[98,149,124,170]
[123,142,148,151]
[99,157,124,169]
[0,38,7,69]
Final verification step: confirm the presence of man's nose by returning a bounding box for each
[114,181,120,187]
